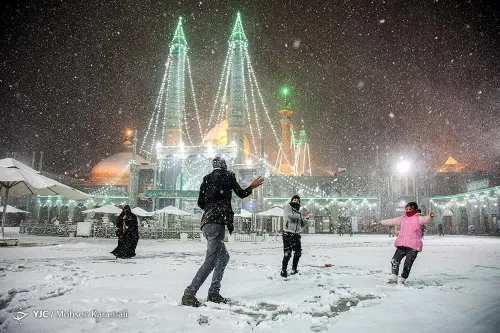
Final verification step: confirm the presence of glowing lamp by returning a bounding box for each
[396,160,410,173]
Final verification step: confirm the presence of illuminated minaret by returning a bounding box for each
[141,16,205,158]
[165,17,187,146]
[227,12,247,164]
[294,123,311,176]
[279,85,294,174]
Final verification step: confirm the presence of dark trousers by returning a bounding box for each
[282,232,302,271]
[391,246,419,279]
[185,224,229,296]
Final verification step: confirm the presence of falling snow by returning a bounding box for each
[0,1,498,176]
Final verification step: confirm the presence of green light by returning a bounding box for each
[280,84,292,109]
[230,11,247,42]
[280,85,291,96]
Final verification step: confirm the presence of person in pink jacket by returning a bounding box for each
[375,202,435,284]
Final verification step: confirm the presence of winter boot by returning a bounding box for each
[280,270,288,278]
[181,292,201,307]
[290,269,298,275]
[388,274,398,284]
[207,293,229,304]
[398,277,406,285]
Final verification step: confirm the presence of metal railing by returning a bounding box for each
[20,224,77,237]
[19,221,202,240]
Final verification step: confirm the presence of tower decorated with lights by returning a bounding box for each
[293,123,312,176]
[135,12,319,213]
[165,18,187,146]
[227,12,247,164]
[206,11,283,167]
[276,85,312,176]
[278,85,294,174]
[140,17,204,157]
[138,13,274,211]
[138,16,209,210]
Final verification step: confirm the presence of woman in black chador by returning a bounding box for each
[111,205,139,258]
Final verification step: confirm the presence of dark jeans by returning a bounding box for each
[282,231,302,271]
[391,246,419,279]
[185,224,229,296]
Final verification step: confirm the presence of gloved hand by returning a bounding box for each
[227,224,234,235]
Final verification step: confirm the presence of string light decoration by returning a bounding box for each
[134,13,345,211]
[139,12,307,175]
[430,186,500,211]
[205,12,300,169]
[238,147,377,214]
[140,17,204,155]
[156,154,211,190]
[275,121,312,176]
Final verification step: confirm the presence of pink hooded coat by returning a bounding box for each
[380,214,432,251]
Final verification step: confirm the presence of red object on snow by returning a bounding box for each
[324,264,333,267]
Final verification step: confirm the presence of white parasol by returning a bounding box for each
[0,158,89,238]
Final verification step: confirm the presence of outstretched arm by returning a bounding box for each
[378,217,402,226]
[419,213,435,225]
[233,175,264,199]
[300,210,312,227]
[301,209,312,221]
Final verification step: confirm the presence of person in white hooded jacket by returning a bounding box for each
[281,195,312,277]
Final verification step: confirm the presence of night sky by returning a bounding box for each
[1,0,499,177]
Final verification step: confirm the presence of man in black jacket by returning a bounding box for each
[181,156,264,307]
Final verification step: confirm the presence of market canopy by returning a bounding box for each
[81,204,122,214]
[256,206,284,217]
[131,207,153,217]
[153,205,191,216]
[235,209,252,218]
[0,205,30,214]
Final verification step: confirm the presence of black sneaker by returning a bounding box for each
[280,270,287,278]
[181,293,202,307]
[290,269,298,275]
[207,293,229,304]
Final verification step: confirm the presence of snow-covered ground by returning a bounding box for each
[1,229,499,333]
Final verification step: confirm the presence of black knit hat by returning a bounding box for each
[291,195,301,203]
[212,156,227,170]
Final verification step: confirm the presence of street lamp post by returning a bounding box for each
[396,160,416,197]
[390,159,417,214]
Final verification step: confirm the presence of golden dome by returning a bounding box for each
[202,118,251,158]
[438,156,467,173]
[90,152,147,185]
